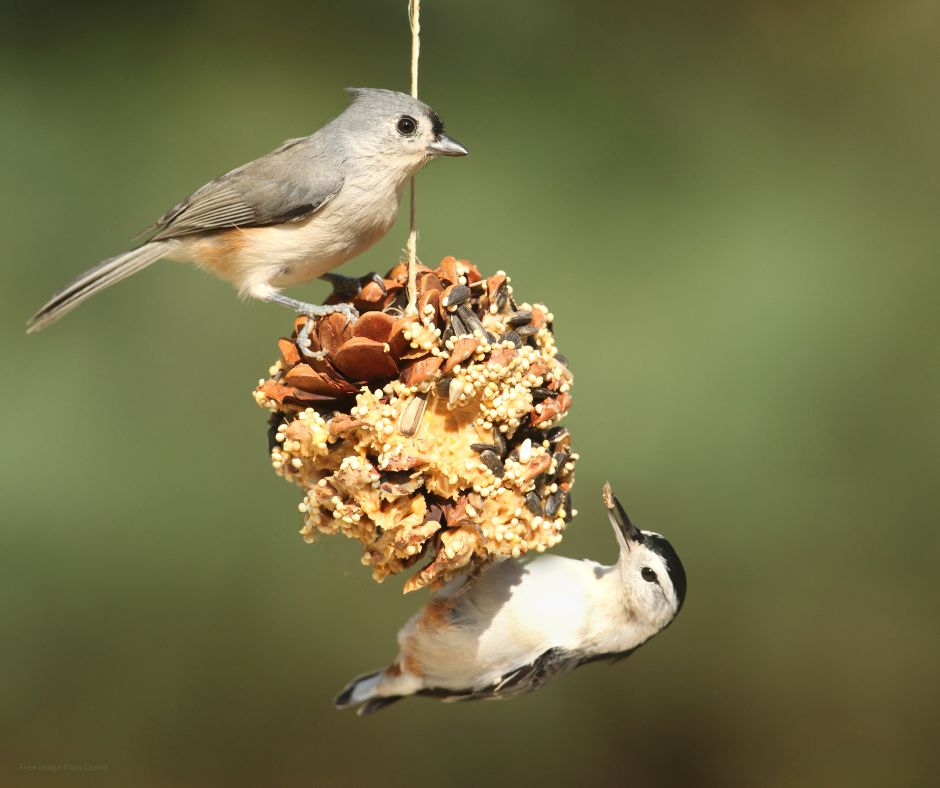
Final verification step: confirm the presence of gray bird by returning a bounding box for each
[335,483,687,715]
[27,87,468,338]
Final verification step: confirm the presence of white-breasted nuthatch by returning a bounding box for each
[27,88,468,336]
[336,483,687,715]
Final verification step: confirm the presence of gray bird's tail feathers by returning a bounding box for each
[335,671,403,716]
[27,241,171,333]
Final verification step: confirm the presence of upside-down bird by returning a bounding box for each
[336,482,686,714]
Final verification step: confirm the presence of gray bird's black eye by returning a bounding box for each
[397,116,418,135]
[641,567,658,583]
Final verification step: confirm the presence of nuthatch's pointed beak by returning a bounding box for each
[603,482,643,551]
[428,134,469,157]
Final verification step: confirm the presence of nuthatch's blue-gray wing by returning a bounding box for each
[413,648,594,703]
[143,137,345,241]
[342,648,592,715]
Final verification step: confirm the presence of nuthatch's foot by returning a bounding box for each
[320,271,386,299]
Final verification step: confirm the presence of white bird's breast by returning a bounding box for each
[401,556,622,691]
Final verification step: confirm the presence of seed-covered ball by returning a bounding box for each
[254,258,577,592]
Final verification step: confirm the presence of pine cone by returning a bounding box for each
[254,257,577,592]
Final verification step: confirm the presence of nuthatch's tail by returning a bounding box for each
[27,241,172,333]
[334,670,406,716]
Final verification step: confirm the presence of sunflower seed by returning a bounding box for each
[450,313,468,336]
[563,493,572,520]
[534,473,552,490]
[500,330,522,348]
[554,354,569,368]
[457,304,487,335]
[470,442,500,454]
[398,391,429,437]
[525,491,544,516]
[479,450,504,477]
[506,309,532,328]
[493,431,507,457]
[545,490,563,518]
[516,323,540,337]
[546,426,570,445]
[531,387,553,402]
[442,284,470,309]
[448,377,465,407]
[496,287,510,313]
[552,447,571,478]
[506,310,532,328]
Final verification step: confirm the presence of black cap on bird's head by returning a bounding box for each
[642,532,687,614]
[603,482,687,614]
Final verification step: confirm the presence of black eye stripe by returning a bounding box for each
[428,110,444,137]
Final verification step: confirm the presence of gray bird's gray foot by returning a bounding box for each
[263,292,358,358]
[320,272,386,299]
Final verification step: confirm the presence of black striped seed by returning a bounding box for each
[506,310,532,328]
[479,450,504,477]
[545,491,563,518]
[525,492,544,516]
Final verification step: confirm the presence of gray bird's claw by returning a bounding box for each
[295,303,359,359]
[330,303,359,322]
[296,332,328,360]
[301,302,359,323]
[262,291,358,355]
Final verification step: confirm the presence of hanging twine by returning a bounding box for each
[405,0,421,314]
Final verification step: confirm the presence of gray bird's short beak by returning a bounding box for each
[428,135,469,157]
[603,482,643,550]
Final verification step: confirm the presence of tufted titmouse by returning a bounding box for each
[335,483,687,715]
[27,88,468,335]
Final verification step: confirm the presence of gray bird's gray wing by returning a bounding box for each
[141,137,344,241]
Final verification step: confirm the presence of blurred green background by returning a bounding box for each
[2,1,939,785]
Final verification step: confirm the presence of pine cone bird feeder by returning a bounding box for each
[254,257,577,592]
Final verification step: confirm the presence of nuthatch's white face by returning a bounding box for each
[605,483,687,633]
